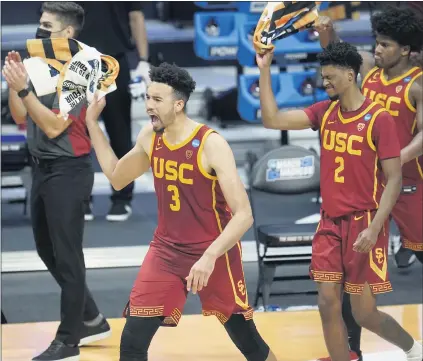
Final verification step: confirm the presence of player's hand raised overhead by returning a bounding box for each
[186,253,216,294]
[256,51,274,70]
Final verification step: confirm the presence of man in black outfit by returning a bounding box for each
[77,2,150,222]
[2,2,110,360]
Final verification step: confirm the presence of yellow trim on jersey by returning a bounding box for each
[211,180,249,310]
[366,108,386,151]
[197,128,218,180]
[361,66,379,87]
[320,101,338,135]
[365,108,385,209]
[338,102,378,124]
[148,132,156,160]
[372,155,379,209]
[368,209,388,282]
[380,66,420,86]
[416,158,423,180]
[162,124,203,151]
[404,71,422,113]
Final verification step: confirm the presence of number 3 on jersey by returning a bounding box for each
[334,156,345,183]
[167,185,181,211]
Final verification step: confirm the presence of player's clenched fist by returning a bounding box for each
[313,16,334,34]
[186,253,217,294]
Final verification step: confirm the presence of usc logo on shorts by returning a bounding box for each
[237,280,246,296]
[370,247,388,281]
[375,247,384,264]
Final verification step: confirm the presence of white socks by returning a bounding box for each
[406,340,423,361]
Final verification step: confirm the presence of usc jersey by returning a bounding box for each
[149,124,232,249]
[362,66,423,184]
[305,98,401,218]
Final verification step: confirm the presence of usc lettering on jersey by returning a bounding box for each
[149,124,232,248]
[305,98,401,218]
[362,66,423,183]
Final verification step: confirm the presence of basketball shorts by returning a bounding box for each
[391,183,423,252]
[310,209,392,295]
[125,238,253,326]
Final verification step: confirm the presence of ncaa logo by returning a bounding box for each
[192,139,200,148]
[364,114,372,122]
[357,123,365,131]
[404,77,412,83]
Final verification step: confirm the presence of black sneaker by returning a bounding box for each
[79,318,112,346]
[394,244,416,268]
[32,340,79,361]
[106,202,132,222]
[84,202,94,222]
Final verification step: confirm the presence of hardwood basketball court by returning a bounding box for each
[2,304,421,361]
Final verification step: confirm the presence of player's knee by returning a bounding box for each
[224,314,270,361]
[120,316,163,361]
[317,285,342,319]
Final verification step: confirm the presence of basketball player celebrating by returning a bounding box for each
[257,42,423,361]
[314,7,423,361]
[85,63,277,361]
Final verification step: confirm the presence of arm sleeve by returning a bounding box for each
[372,110,401,160]
[303,100,332,131]
[126,2,144,13]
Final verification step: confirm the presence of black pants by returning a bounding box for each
[31,155,100,345]
[100,53,134,202]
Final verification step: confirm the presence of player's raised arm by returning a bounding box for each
[85,94,152,191]
[314,16,375,79]
[257,51,314,130]
[202,133,253,258]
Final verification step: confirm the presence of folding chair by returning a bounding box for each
[245,145,321,308]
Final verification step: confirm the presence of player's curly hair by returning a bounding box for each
[317,42,363,78]
[371,6,423,53]
[149,63,196,108]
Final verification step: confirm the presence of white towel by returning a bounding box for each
[23,39,119,121]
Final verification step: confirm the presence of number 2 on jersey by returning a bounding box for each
[167,185,181,211]
[334,156,345,183]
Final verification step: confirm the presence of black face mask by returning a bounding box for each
[35,27,52,39]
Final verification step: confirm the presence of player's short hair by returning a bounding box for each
[317,42,363,78]
[371,6,423,53]
[149,63,196,108]
[41,2,85,37]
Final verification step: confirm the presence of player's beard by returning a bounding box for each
[329,94,339,101]
[153,125,165,134]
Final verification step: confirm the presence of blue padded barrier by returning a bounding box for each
[238,71,329,123]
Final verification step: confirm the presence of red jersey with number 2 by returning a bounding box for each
[304,98,401,218]
[149,124,232,250]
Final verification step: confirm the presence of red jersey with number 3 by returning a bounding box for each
[361,66,423,184]
[149,124,232,249]
[305,98,401,218]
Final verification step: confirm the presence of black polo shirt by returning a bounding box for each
[76,2,144,57]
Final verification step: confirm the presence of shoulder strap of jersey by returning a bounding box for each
[196,124,218,180]
[404,68,423,113]
[320,100,339,135]
[148,132,157,160]
[366,105,388,152]
[361,66,380,87]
